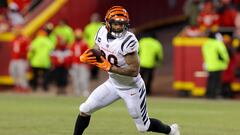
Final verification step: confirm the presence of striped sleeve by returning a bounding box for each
[120,34,139,55]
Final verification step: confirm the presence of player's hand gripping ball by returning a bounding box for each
[89,49,112,71]
[88,49,103,62]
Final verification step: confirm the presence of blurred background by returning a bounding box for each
[1,0,240,99]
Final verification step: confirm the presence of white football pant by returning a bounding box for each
[79,79,151,132]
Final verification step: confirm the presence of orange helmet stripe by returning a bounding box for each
[105,6,129,22]
[107,11,128,19]
[105,6,130,33]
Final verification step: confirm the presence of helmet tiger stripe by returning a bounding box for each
[105,6,129,36]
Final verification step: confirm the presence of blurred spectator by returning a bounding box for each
[51,36,72,95]
[233,27,240,80]
[7,2,24,27]
[50,19,75,46]
[8,0,30,12]
[197,0,219,32]
[42,22,56,84]
[44,22,54,36]
[217,0,237,27]
[234,5,240,28]
[202,31,229,99]
[181,25,204,37]
[232,32,240,48]
[69,29,90,96]
[9,32,31,93]
[83,13,102,48]
[83,13,103,79]
[183,0,201,26]
[0,15,10,33]
[28,29,54,91]
[221,34,235,98]
[8,0,31,15]
[139,34,163,95]
[234,43,240,79]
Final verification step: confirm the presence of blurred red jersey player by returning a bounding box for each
[51,36,72,95]
[197,0,219,31]
[70,29,90,96]
[9,34,31,92]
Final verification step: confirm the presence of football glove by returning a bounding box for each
[94,56,112,71]
[80,49,97,64]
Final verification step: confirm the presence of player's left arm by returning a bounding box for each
[110,52,140,77]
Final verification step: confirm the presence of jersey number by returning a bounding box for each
[100,50,119,67]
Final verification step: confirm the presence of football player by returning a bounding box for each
[73,6,180,135]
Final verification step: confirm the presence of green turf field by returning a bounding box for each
[0,93,239,135]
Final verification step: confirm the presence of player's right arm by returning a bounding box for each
[94,50,140,77]
[110,52,139,77]
[109,34,140,77]
[94,33,140,76]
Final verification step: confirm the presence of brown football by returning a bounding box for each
[89,49,102,62]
